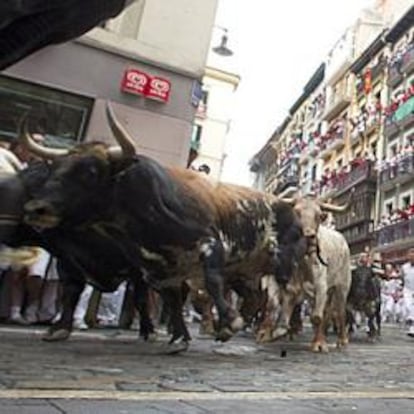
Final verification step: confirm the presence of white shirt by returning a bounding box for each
[401,262,414,291]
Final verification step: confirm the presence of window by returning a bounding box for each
[191,124,203,145]
[370,142,377,158]
[0,76,92,148]
[385,201,393,215]
[311,164,317,181]
[388,143,398,158]
[402,195,411,210]
[201,89,209,106]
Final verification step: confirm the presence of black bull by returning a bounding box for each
[0,106,307,350]
[0,165,156,343]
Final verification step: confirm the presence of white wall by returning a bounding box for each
[79,0,219,78]
[194,72,238,181]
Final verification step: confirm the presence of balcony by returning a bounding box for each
[379,154,414,191]
[371,59,386,81]
[338,160,376,196]
[317,160,376,199]
[388,64,403,88]
[401,44,414,76]
[299,139,319,164]
[323,87,351,122]
[275,173,300,197]
[376,217,414,248]
[319,129,345,158]
[343,221,375,245]
[383,119,400,138]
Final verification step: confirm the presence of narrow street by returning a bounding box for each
[0,324,412,413]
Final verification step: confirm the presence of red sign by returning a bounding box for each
[145,76,171,102]
[121,69,149,96]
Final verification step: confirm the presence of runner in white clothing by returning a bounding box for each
[401,248,414,337]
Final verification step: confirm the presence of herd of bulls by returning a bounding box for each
[0,103,380,354]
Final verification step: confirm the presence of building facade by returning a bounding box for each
[190,66,240,180]
[376,6,414,263]
[0,0,219,167]
[250,3,414,260]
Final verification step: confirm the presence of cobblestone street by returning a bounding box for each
[0,324,412,413]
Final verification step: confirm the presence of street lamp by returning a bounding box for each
[212,26,233,57]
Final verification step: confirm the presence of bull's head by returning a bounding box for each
[21,103,138,228]
[281,193,352,264]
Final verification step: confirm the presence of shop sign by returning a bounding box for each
[120,69,171,103]
[145,76,171,102]
[121,69,149,96]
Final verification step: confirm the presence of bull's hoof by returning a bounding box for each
[272,326,288,340]
[310,341,329,353]
[310,315,322,326]
[230,316,244,333]
[216,327,233,342]
[256,327,273,344]
[199,321,215,337]
[42,329,71,342]
[336,337,349,349]
[145,332,158,343]
[165,339,189,355]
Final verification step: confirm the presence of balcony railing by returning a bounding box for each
[275,173,300,195]
[318,160,376,198]
[323,86,352,121]
[388,64,403,88]
[319,127,345,158]
[379,154,414,191]
[376,217,414,247]
[343,221,375,244]
[401,44,414,75]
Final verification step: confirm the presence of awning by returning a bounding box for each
[394,96,414,122]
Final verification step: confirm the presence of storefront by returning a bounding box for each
[1,40,197,167]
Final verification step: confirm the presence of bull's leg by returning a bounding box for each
[133,277,156,341]
[255,291,275,343]
[367,312,376,341]
[289,303,303,338]
[310,270,329,353]
[375,303,381,338]
[42,263,85,342]
[201,238,243,341]
[189,288,215,335]
[334,290,349,349]
[159,286,191,354]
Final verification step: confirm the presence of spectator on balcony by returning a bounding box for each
[401,248,414,337]
[408,202,414,217]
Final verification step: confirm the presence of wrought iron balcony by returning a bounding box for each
[323,87,352,122]
[275,173,300,196]
[376,217,414,247]
[384,118,400,138]
[343,220,375,244]
[401,44,414,75]
[379,154,414,191]
[337,161,376,196]
[319,129,345,158]
[388,64,403,88]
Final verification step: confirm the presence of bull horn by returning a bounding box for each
[319,187,354,213]
[319,200,349,213]
[280,198,295,204]
[19,116,69,159]
[105,102,137,159]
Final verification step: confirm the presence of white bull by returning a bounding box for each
[258,225,352,353]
